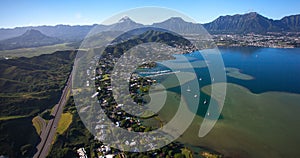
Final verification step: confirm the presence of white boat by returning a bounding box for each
[199,78,202,81]
[194,94,198,98]
[187,86,191,92]
[203,99,207,104]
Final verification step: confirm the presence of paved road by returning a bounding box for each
[33,74,72,158]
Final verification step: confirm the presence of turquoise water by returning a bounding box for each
[143,47,300,94]
[220,47,300,94]
[138,47,300,157]
[140,47,300,119]
[146,47,300,157]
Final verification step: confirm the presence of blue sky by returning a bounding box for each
[0,0,299,28]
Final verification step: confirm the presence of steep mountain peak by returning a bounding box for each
[279,14,300,31]
[0,29,62,50]
[118,16,135,23]
[22,29,45,37]
[17,29,60,41]
[204,12,274,34]
[152,17,204,34]
[162,17,187,23]
[219,12,262,19]
[243,12,267,19]
[1,12,300,43]
[105,16,143,32]
[280,13,300,20]
[169,17,185,21]
[246,12,259,17]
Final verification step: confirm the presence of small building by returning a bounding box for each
[76,147,87,158]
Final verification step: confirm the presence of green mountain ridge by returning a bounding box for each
[0,50,76,157]
[203,12,300,34]
[0,12,299,42]
[0,50,76,116]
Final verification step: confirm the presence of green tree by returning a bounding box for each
[174,153,185,158]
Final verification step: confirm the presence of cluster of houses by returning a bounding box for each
[76,145,115,158]
[213,33,300,48]
[75,34,201,158]
[76,50,161,157]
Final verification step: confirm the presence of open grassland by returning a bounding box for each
[32,116,46,135]
[0,115,28,121]
[56,112,73,135]
[0,43,74,58]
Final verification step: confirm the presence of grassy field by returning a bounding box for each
[0,43,74,58]
[0,115,28,121]
[32,116,45,135]
[48,97,96,158]
[56,112,73,135]
[51,112,73,145]
[0,91,49,99]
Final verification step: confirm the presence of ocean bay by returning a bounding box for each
[141,47,300,157]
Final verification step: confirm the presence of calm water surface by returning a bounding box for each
[141,47,300,157]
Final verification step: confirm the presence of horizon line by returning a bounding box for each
[1,11,299,29]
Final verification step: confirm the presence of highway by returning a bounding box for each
[33,74,72,158]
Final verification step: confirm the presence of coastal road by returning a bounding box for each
[33,74,72,158]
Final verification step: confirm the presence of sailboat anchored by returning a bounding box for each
[187,86,191,92]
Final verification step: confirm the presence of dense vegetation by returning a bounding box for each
[203,12,300,34]
[0,50,76,157]
[48,97,96,158]
[0,117,40,157]
[0,50,76,116]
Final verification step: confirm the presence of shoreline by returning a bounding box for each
[217,45,299,49]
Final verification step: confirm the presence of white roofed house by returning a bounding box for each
[76,147,87,158]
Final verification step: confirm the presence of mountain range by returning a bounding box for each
[0,12,299,47]
[203,12,300,34]
[0,29,62,50]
